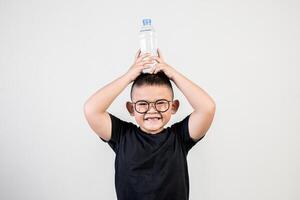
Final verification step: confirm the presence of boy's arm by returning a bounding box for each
[84,51,154,141]
[171,71,216,141]
[84,74,131,141]
[151,49,216,141]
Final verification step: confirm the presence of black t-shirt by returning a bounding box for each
[100,113,204,200]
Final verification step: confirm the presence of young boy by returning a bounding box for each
[84,49,216,200]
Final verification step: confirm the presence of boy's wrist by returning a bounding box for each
[168,67,181,82]
[122,71,135,84]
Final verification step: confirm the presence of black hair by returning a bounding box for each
[130,72,173,100]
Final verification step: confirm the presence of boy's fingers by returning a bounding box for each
[135,59,155,69]
[135,49,141,59]
[151,55,164,63]
[136,53,152,63]
[150,66,158,74]
[138,59,155,66]
[157,48,164,60]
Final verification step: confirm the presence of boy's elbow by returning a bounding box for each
[83,102,93,115]
[83,102,106,116]
[207,101,216,115]
[212,101,216,111]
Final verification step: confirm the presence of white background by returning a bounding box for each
[0,0,299,199]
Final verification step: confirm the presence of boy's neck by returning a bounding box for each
[139,126,165,134]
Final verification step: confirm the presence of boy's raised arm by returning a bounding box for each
[150,49,216,141]
[83,50,155,141]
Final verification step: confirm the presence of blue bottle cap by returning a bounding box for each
[143,19,151,26]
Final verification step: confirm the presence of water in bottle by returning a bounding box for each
[139,18,158,73]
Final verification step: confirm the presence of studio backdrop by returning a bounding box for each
[0,0,299,199]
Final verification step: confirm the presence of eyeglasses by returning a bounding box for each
[131,99,172,114]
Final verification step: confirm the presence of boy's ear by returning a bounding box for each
[126,102,135,116]
[171,100,180,114]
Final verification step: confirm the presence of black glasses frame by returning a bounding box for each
[131,99,173,114]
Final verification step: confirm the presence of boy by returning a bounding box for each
[84,49,216,200]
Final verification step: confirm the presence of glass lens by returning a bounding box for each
[135,101,148,113]
[155,100,169,112]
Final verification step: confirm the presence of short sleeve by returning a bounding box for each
[171,114,205,153]
[99,113,129,153]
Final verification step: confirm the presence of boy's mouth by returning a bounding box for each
[144,116,162,121]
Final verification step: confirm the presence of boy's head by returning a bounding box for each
[126,72,179,134]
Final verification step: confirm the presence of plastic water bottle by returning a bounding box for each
[139,19,158,73]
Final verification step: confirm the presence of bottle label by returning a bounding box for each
[140,29,152,32]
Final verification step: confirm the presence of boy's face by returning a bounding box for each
[126,85,179,134]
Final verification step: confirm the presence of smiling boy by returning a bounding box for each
[84,49,216,200]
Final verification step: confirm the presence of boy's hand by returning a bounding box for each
[150,48,177,81]
[126,49,155,82]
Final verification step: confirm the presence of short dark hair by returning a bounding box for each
[130,72,173,100]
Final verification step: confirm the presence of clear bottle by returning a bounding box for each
[139,18,158,73]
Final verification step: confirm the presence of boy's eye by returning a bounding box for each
[156,100,168,105]
[137,102,148,106]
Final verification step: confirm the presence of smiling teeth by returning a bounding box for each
[146,118,160,120]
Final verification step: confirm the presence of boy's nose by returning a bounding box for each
[148,102,157,112]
